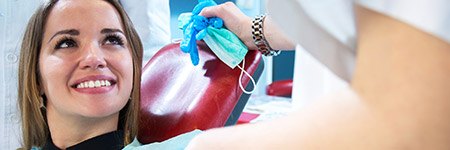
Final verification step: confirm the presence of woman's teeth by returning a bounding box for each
[76,80,112,88]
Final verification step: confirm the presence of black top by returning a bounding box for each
[43,130,124,150]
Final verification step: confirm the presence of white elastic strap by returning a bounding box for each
[237,57,256,94]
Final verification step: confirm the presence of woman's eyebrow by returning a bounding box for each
[48,29,79,43]
[101,28,124,34]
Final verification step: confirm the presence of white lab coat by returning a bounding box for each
[266,0,450,108]
[0,0,170,148]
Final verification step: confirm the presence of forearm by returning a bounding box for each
[263,17,296,50]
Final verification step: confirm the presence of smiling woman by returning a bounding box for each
[18,0,142,149]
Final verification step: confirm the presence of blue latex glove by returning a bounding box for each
[180,0,241,66]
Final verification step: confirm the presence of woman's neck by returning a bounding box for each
[46,107,119,149]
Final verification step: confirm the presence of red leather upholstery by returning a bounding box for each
[138,41,262,144]
[266,79,293,97]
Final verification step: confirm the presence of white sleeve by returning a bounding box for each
[120,0,171,64]
[357,0,450,44]
[267,0,356,81]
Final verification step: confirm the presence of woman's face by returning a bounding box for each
[39,0,133,119]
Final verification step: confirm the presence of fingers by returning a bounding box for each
[199,2,237,18]
[199,5,220,18]
[197,2,256,49]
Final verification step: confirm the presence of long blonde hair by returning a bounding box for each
[18,0,142,149]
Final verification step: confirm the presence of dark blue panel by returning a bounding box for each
[273,50,295,81]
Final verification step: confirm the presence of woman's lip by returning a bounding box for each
[71,75,117,87]
[73,85,115,94]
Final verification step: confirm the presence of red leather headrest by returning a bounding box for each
[138,41,261,144]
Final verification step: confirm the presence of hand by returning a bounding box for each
[199,2,257,50]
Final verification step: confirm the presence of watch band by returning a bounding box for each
[251,15,280,56]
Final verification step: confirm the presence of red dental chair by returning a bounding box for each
[266,79,293,97]
[138,41,263,144]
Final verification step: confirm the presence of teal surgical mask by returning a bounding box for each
[203,27,256,94]
[202,27,247,69]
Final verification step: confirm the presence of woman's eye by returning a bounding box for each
[104,35,124,46]
[55,39,77,49]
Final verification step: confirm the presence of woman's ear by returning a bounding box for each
[38,81,46,98]
[39,89,44,96]
[38,75,47,109]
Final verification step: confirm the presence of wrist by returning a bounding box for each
[251,15,280,56]
[238,17,257,50]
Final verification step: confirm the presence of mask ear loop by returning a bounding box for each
[236,57,256,94]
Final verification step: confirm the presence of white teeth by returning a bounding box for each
[94,80,101,87]
[75,80,113,89]
[88,81,95,88]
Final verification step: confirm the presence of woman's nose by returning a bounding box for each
[79,44,107,70]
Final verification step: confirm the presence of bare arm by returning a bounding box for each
[186,88,396,150]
